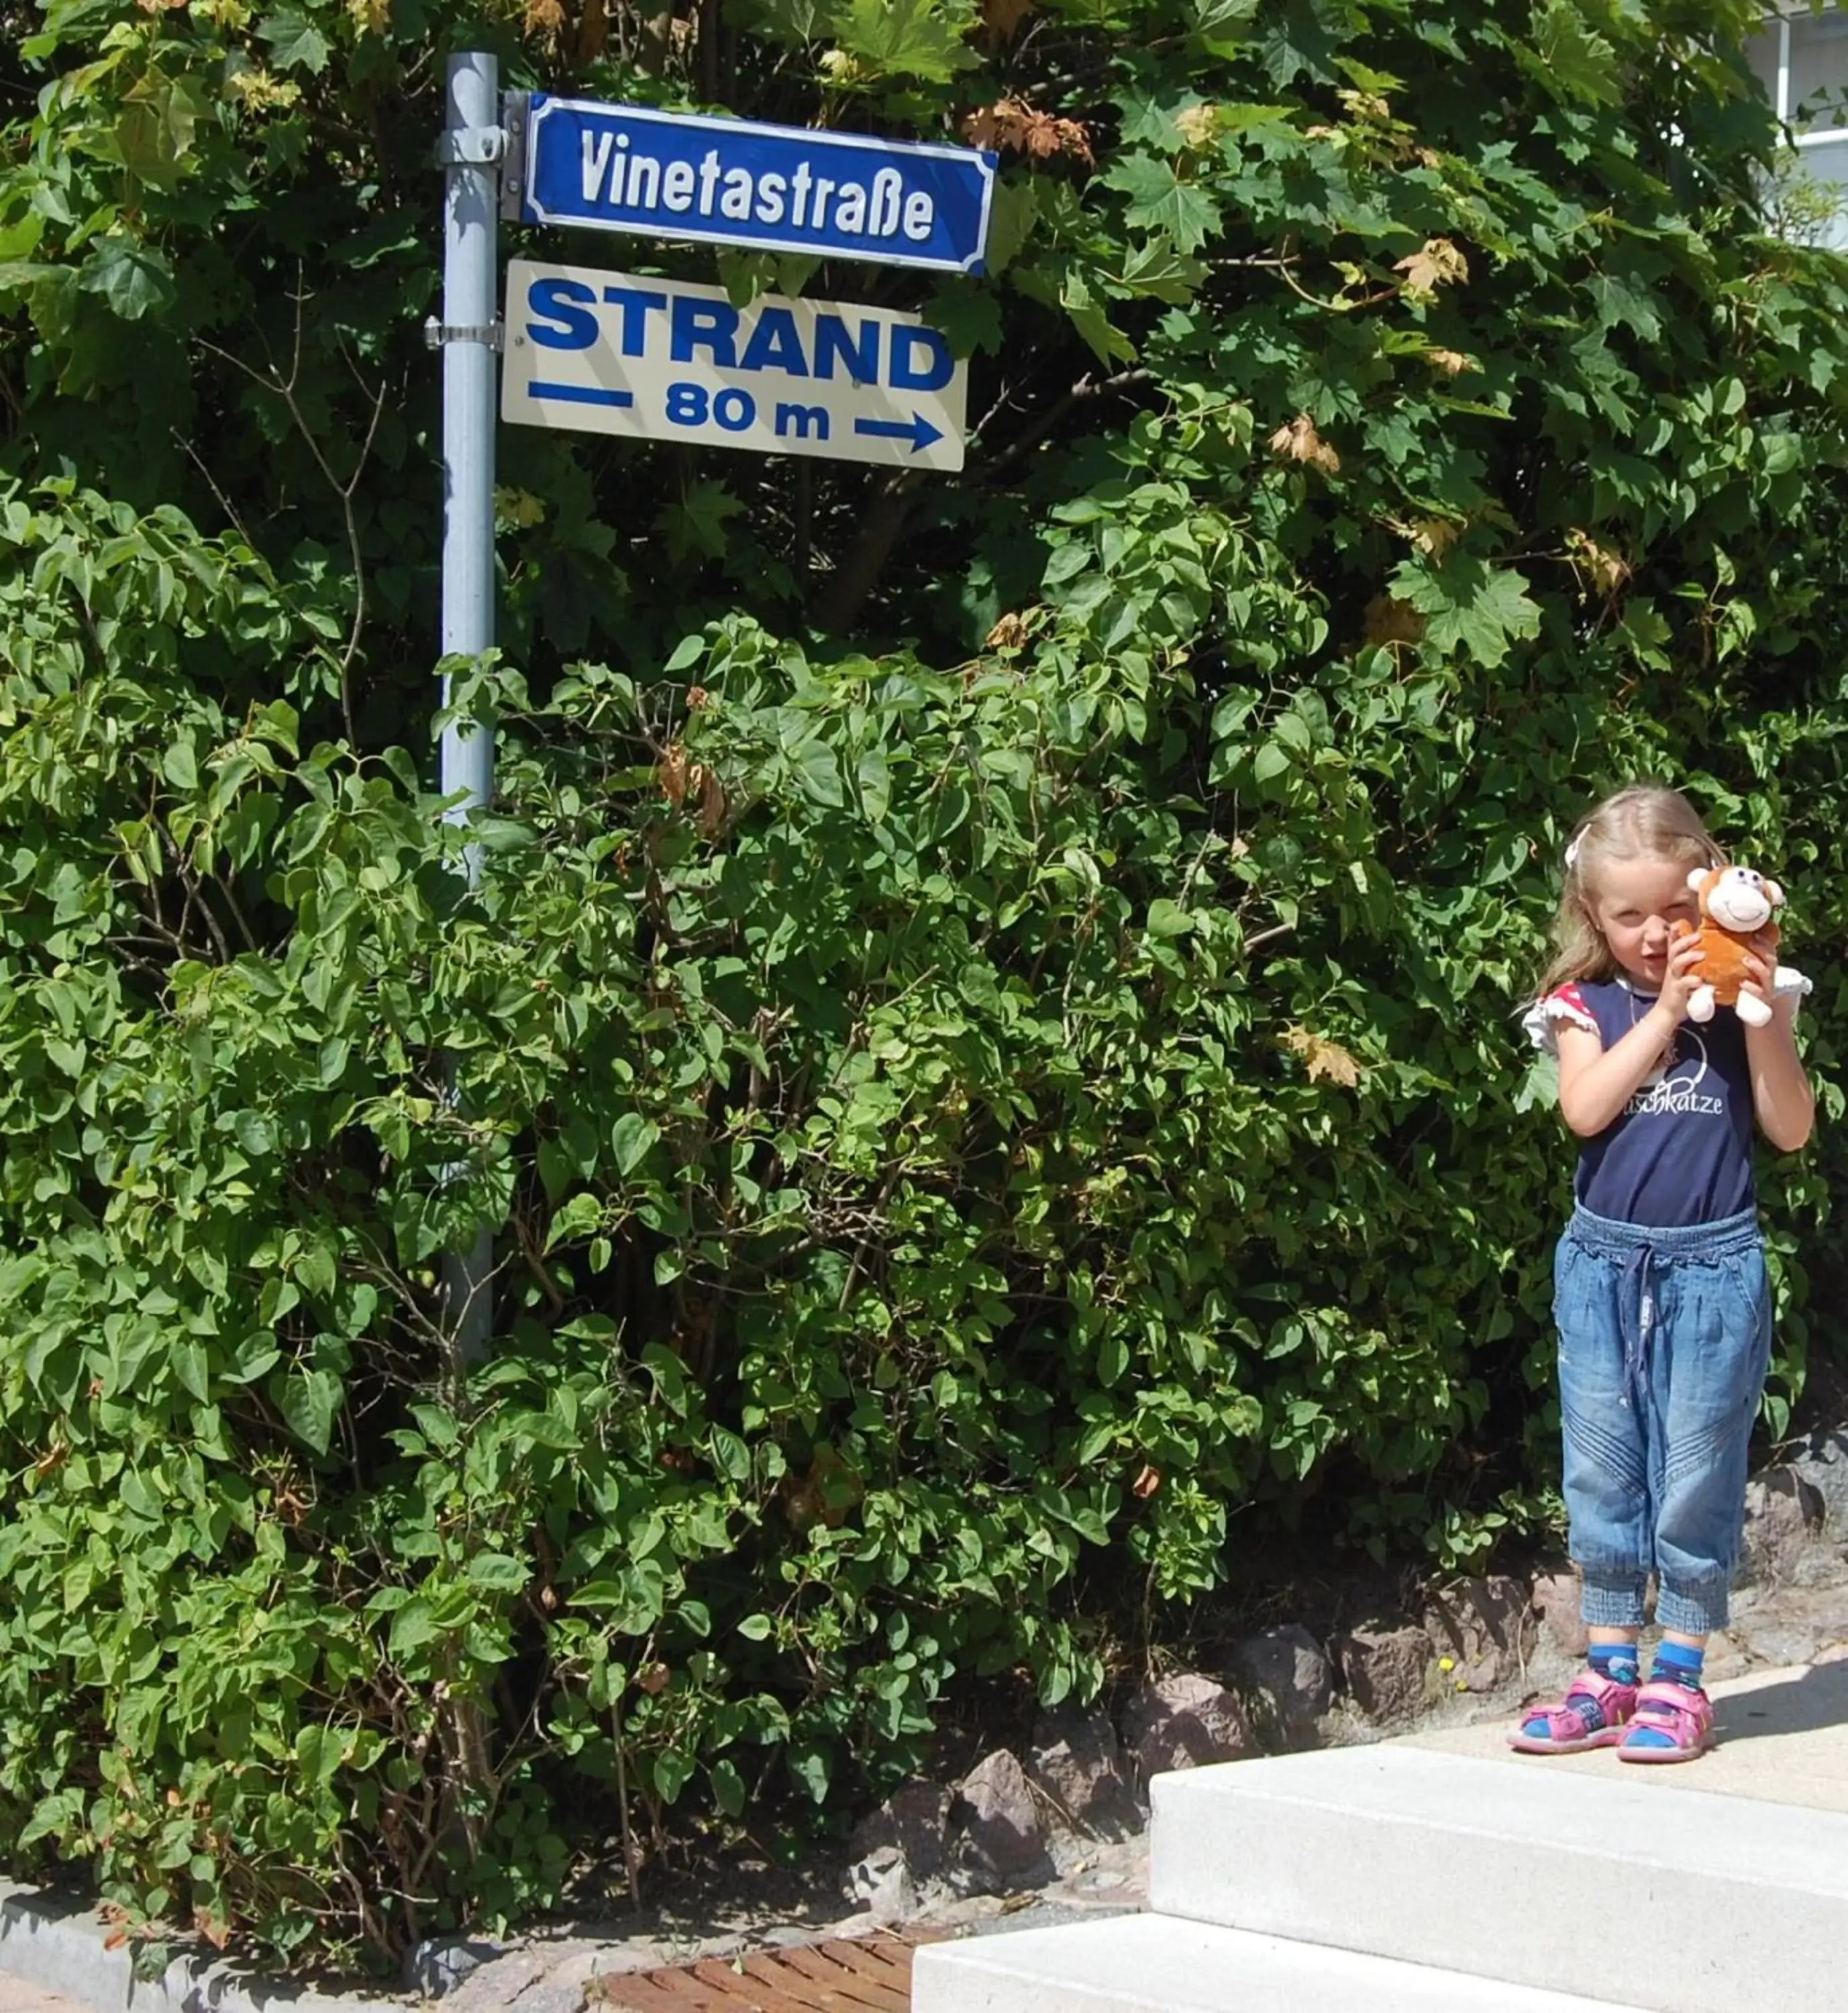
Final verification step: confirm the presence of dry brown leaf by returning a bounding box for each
[1364,594,1427,647]
[195,1912,232,1953]
[1406,516,1462,559]
[1304,123,1338,141]
[1568,527,1631,598]
[1394,236,1469,301]
[1284,1025,1363,1088]
[686,684,709,711]
[695,762,726,837]
[1132,1463,1163,1500]
[658,741,690,807]
[636,1661,672,1695]
[963,97,1094,164]
[1174,103,1220,150]
[1427,347,1476,376]
[1336,87,1392,121]
[986,611,1032,650]
[1268,413,1341,476]
[982,0,1036,42]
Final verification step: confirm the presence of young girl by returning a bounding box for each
[1512,785,1814,1761]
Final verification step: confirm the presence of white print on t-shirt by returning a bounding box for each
[1627,1027,1724,1117]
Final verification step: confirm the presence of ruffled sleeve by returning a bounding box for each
[1522,983,1600,1056]
[1774,964,1812,1017]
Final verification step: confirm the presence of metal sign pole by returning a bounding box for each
[434,50,501,1366]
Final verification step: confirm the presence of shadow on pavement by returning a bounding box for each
[1713,1657,1848,1744]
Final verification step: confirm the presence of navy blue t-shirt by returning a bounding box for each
[1529,978,1755,1229]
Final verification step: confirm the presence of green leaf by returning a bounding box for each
[658,481,746,564]
[827,0,981,82]
[1521,0,1622,107]
[652,1748,695,1803]
[1389,556,1542,670]
[280,1367,341,1455]
[466,1552,528,1591]
[258,7,331,72]
[611,1111,660,1177]
[982,179,1039,276]
[1098,156,1222,254]
[1191,0,1260,58]
[709,1758,746,1816]
[1120,238,1207,304]
[79,238,174,321]
[389,1597,440,1655]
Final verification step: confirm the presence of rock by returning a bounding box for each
[848,1777,949,1886]
[842,1842,917,1924]
[1121,1672,1256,1791]
[1335,1623,1434,1724]
[1739,1467,1826,1587]
[1025,1706,1141,1839]
[1735,1614,1829,1669]
[947,1749,1052,1891]
[404,1939,501,1999]
[1530,1570,1589,1659]
[1423,1575,1535,1694]
[1228,1625,1333,1749]
[1792,1427,1848,1535]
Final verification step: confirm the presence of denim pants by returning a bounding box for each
[1554,1204,1772,1636]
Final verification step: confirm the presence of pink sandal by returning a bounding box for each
[1507,1669,1638,1754]
[1616,1680,1715,1763]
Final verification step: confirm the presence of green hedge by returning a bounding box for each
[5,0,1848,1973]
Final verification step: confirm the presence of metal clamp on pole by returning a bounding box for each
[423,319,505,351]
[434,124,504,165]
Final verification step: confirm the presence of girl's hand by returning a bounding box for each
[1739,945,1775,1013]
[1655,931,1709,1026]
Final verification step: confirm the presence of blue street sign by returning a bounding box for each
[519,95,997,276]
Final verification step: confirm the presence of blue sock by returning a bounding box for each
[1626,1641,1706,1750]
[1650,1641,1705,1690]
[1521,1643,1638,1739]
[1590,1642,1640,1688]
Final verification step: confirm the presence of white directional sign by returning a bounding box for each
[501,258,968,472]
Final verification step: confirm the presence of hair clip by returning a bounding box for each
[1563,836,1582,872]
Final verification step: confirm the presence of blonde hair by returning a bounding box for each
[1541,785,1724,994]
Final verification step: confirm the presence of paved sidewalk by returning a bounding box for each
[1409,1650,1848,1810]
[0,1977,88,2013]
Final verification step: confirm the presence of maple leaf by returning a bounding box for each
[1268,413,1341,475]
[982,0,1034,41]
[964,97,1093,164]
[1173,102,1220,150]
[1567,527,1631,597]
[1400,516,1463,559]
[1364,595,1426,648]
[1284,1025,1363,1088]
[1336,87,1391,122]
[831,0,981,83]
[1394,236,1469,301]
[1100,154,1222,254]
[1389,555,1541,669]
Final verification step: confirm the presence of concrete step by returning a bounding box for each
[911,1915,1652,2012]
[1149,1745,1848,2013]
